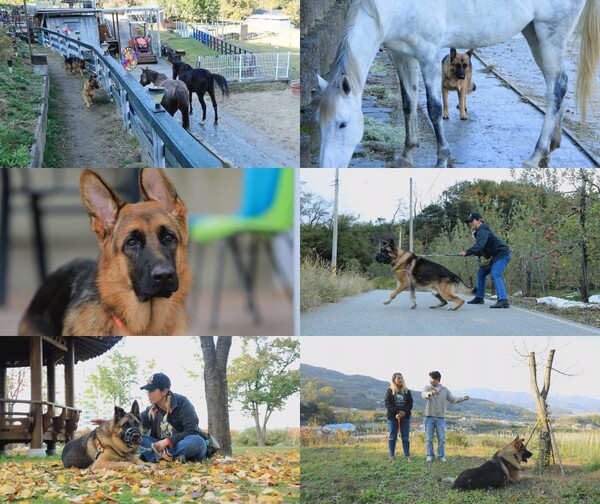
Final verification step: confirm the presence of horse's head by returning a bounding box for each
[317,73,363,168]
[139,67,152,87]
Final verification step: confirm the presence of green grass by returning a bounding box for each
[159,29,219,67]
[42,78,67,167]
[301,440,600,504]
[0,36,45,167]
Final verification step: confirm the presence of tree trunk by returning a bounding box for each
[578,172,590,302]
[253,405,266,446]
[200,336,233,456]
[529,350,554,467]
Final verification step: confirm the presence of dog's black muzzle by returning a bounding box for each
[375,250,392,264]
[122,427,142,447]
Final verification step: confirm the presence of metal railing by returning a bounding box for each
[38,27,223,168]
[197,51,291,83]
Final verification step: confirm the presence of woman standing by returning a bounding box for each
[384,372,413,461]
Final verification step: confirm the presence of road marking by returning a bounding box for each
[510,305,600,334]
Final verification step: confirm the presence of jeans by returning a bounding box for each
[424,416,446,459]
[140,434,207,462]
[387,417,410,457]
[476,253,511,300]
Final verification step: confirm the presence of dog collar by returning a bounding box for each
[108,311,130,336]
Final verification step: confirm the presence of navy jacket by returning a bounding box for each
[141,392,201,447]
[465,223,510,259]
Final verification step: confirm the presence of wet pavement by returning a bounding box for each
[346,38,597,168]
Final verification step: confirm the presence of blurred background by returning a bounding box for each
[0,168,295,336]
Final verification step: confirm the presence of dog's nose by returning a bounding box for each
[151,264,175,284]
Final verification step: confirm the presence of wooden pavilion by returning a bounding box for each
[0,336,121,457]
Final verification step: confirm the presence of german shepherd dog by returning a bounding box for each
[442,436,533,490]
[64,56,86,76]
[83,74,100,108]
[62,401,145,470]
[375,239,475,310]
[19,169,191,336]
[442,48,476,120]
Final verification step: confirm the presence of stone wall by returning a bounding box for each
[300,0,352,167]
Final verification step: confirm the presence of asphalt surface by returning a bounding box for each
[300,290,600,336]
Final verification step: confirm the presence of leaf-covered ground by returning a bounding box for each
[0,448,299,503]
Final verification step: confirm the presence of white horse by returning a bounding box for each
[317,0,600,168]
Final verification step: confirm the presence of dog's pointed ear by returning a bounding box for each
[467,49,474,58]
[450,48,457,60]
[80,169,126,240]
[130,400,140,417]
[139,169,187,224]
[388,238,395,247]
[114,405,126,422]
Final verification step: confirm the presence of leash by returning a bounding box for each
[418,253,466,257]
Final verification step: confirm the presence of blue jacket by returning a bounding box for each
[465,223,510,259]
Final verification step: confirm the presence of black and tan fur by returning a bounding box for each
[376,239,475,310]
[83,74,100,108]
[442,436,533,490]
[442,48,476,120]
[19,169,191,336]
[62,401,145,470]
[64,56,86,76]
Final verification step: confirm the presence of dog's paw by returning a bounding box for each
[410,305,416,310]
[448,306,459,311]
[383,300,391,305]
[460,116,468,120]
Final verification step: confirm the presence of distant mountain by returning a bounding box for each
[301,364,534,421]
[454,388,600,415]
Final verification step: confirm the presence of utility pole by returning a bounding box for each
[331,168,339,276]
[409,177,414,251]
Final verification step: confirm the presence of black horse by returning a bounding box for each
[139,67,190,131]
[172,62,229,125]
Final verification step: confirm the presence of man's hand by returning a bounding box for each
[459,251,467,257]
[152,438,170,451]
[429,390,437,397]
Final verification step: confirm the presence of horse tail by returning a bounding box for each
[576,0,600,122]
[213,74,230,97]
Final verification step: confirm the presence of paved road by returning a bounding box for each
[301,290,600,336]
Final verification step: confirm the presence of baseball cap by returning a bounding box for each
[140,372,171,391]
[465,212,483,223]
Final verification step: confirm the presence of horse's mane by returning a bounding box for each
[319,0,383,122]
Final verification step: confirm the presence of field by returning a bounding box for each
[301,431,600,503]
[0,446,299,503]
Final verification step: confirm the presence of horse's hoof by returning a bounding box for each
[395,156,413,168]
[522,160,539,168]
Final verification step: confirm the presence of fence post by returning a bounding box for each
[152,129,165,168]
[239,54,242,82]
[120,89,130,132]
[275,53,279,80]
[285,51,291,78]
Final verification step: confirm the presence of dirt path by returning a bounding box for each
[44,51,143,168]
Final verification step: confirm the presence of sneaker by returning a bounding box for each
[467,297,484,304]
[388,455,395,462]
[405,456,412,462]
[426,456,433,462]
[439,457,447,462]
[490,299,510,309]
[175,454,187,463]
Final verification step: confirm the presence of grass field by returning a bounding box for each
[0,446,299,503]
[301,434,600,503]
[0,33,44,167]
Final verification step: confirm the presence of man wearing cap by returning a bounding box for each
[139,373,208,463]
[458,212,511,308]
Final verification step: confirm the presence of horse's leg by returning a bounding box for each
[187,86,193,115]
[419,52,451,168]
[208,86,219,125]
[198,91,208,125]
[389,51,419,167]
[521,22,568,168]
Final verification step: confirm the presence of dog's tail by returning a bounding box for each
[455,280,476,296]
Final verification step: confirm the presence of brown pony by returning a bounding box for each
[139,67,190,130]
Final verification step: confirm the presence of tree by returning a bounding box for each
[199,337,233,455]
[221,0,257,20]
[228,337,300,446]
[84,350,138,409]
[6,368,28,412]
[176,0,221,22]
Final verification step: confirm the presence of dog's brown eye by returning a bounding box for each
[127,238,138,247]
